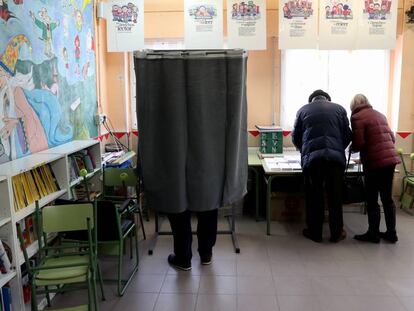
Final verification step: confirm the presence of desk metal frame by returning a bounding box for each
[262,160,364,235]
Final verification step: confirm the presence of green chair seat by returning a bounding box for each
[36,257,89,281]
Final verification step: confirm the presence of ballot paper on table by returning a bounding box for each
[263,158,302,170]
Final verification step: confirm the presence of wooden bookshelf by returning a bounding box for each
[0,271,17,288]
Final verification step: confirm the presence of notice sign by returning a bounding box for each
[319,0,357,49]
[356,0,397,49]
[184,0,224,49]
[279,0,318,49]
[227,0,267,50]
[106,0,144,52]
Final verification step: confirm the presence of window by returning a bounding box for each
[281,49,390,129]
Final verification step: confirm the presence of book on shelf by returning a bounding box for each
[72,183,100,201]
[0,240,11,274]
[17,217,35,248]
[25,216,36,244]
[1,286,12,311]
[69,150,97,183]
[12,164,60,211]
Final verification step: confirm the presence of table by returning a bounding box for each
[259,150,363,235]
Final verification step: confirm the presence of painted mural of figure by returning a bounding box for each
[69,0,92,31]
[0,35,48,162]
[0,0,15,22]
[0,35,73,164]
[74,35,81,74]
[29,8,59,58]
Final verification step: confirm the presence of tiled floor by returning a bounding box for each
[50,208,414,311]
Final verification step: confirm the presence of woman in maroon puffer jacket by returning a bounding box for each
[350,94,400,243]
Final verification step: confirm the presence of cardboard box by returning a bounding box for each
[271,192,305,222]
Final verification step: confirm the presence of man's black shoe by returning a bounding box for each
[354,232,380,243]
[380,232,398,243]
[200,254,212,265]
[167,254,191,271]
[302,229,322,243]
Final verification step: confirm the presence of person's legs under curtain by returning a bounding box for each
[196,209,218,264]
[167,210,193,270]
[378,165,398,242]
[355,169,381,243]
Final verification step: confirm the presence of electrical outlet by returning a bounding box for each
[94,114,107,125]
[99,114,107,124]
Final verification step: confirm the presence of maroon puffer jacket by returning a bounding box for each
[351,103,400,171]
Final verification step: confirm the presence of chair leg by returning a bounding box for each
[96,261,106,301]
[138,209,146,240]
[45,286,51,307]
[31,281,38,311]
[92,271,99,311]
[118,240,124,296]
[87,272,92,311]
[129,234,133,260]
[135,224,140,265]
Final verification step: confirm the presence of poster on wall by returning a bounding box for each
[0,0,98,164]
[106,0,144,52]
[355,0,397,49]
[227,0,267,50]
[319,0,358,49]
[184,0,223,49]
[279,0,319,49]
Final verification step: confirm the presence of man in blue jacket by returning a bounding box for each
[292,90,352,243]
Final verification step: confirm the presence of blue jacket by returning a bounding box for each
[292,99,352,169]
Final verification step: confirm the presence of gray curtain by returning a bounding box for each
[134,50,247,214]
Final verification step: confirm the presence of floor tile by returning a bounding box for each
[160,275,201,294]
[311,276,355,296]
[237,295,279,311]
[153,293,197,311]
[128,274,166,293]
[237,275,276,295]
[236,259,272,276]
[386,278,414,297]
[277,295,322,311]
[195,294,237,311]
[198,275,237,294]
[274,276,313,296]
[270,260,307,277]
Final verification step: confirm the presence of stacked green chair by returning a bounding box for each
[100,167,145,296]
[17,201,99,311]
[96,200,139,296]
[102,168,146,240]
[397,149,414,212]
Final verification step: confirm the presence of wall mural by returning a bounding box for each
[0,0,98,164]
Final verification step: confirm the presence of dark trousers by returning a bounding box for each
[304,161,344,239]
[167,209,218,262]
[364,165,397,235]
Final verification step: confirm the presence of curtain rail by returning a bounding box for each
[134,49,247,59]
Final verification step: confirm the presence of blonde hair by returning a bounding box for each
[350,94,369,112]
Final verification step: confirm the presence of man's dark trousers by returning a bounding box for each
[167,209,218,263]
[304,160,344,240]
